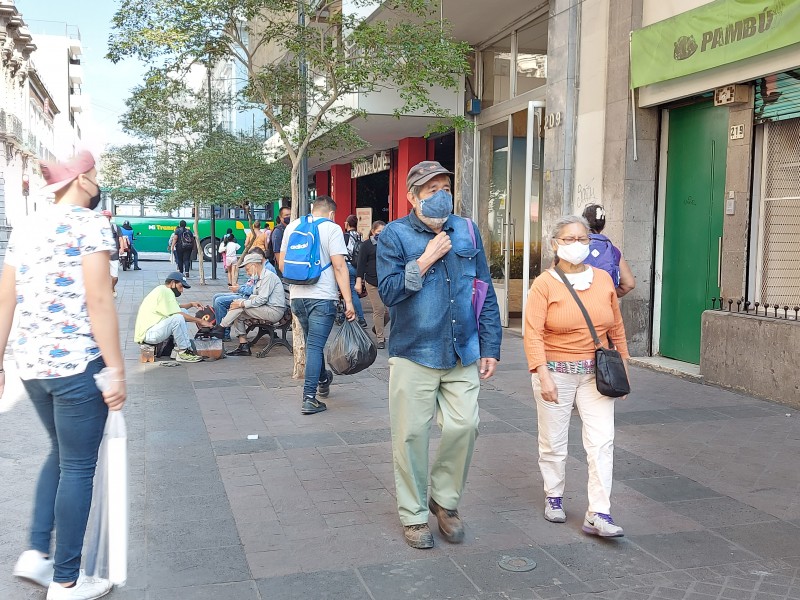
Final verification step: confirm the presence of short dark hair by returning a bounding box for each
[248,247,266,258]
[313,195,337,214]
[371,220,386,234]
[345,214,358,229]
[179,220,187,228]
[582,204,606,234]
[279,206,291,215]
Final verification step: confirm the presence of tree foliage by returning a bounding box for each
[168,132,291,213]
[108,0,471,212]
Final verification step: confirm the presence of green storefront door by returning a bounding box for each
[659,102,728,364]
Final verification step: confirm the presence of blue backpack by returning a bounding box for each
[585,233,621,286]
[282,215,331,285]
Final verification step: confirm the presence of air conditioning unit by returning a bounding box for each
[714,85,749,106]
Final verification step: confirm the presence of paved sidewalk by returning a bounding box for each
[3,264,800,600]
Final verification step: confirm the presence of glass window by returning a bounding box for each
[515,20,548,96]
[481,35,512,109]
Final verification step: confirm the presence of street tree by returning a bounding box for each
[108,0,470,212]
[100,143,176,211]
[167,131,292,258]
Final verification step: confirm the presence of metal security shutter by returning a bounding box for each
[757,118,800,305]
[755,71,800,124]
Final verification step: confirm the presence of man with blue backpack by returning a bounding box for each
[279,195,356,415]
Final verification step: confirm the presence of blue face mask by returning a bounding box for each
[419,189,453,219]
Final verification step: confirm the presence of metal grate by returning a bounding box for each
[760,119,800,305]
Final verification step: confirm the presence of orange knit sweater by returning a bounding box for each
[523,267,630,371]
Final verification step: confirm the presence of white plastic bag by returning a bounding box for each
[85,369,128,586]
[0,356,28,414]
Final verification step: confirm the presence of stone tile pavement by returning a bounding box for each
[2,263,800,599]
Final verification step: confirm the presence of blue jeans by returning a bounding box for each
[213,292,241,336]
[291,298,336,398]
[347,263,365,320]
[22,357,108,583]
[131,245,139,269]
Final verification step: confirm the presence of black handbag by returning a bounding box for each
[554,266,631,398]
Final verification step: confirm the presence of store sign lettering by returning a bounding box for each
[351,152,390,178]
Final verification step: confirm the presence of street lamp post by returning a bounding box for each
[207,54,218,280]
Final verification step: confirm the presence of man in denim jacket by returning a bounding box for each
[377,161,501,549]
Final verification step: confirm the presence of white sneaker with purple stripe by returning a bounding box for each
[582,512,624,537]
[544,496,566,523]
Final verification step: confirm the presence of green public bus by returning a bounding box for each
[110,202,281,260]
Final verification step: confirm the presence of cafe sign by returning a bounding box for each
[630,0,800,89]
[351,151,390,178]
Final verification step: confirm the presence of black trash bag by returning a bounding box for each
[325,319,377,375]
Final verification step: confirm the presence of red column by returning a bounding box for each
[329,163,352,229]
[315,170,330,196]
[393,137,427,220]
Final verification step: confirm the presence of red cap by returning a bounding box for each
[40,150,96,195]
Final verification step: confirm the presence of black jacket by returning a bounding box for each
[355,237,378,287]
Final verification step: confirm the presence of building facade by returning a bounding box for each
[248,0,799,399]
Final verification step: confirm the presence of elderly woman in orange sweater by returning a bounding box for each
[523,214,630,538]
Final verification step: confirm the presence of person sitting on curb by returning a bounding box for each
[134,271,205,362]
[223,253,286,356]
[212,248,276,341]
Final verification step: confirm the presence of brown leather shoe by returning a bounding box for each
[403,523,434,549]
[428,497,465,543]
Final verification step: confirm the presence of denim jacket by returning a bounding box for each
[377,211,501,370]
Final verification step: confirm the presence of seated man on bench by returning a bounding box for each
[224,253,286,356]
[213,247,276,341]
[134,271,206,363]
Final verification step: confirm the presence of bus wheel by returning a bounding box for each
[200,238,220,262]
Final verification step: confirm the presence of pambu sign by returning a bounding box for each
[630,0,800,89]
[351,151,390,178]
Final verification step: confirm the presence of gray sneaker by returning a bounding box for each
[301,396,327,415]
[318,370,333,398]
[582,512,624,537]
[544,496,566,523]
[403,523,434,549]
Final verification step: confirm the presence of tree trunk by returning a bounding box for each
[194,202,205,285]
[289,160,306,380]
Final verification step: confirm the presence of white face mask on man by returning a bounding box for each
[556,241,591,265]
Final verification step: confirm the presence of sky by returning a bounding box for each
[16,0,147,151]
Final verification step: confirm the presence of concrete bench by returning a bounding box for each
[243,306,293,357]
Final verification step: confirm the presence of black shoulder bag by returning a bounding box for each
[554,265,631,398]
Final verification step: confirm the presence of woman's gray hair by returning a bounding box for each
[549,215,590,243]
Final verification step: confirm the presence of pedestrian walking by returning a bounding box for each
[523,214,630,537]
[354,220,387,349]
[342,214,367,328]
[377,160,501,549]
[0,150,126,599]
[219,230,241,286]
[173,220,194,278]
[266,206,291,274]
[581,204,636,297]
[279,195,355,415]
[119,220,141,270]
[101,210,121,298]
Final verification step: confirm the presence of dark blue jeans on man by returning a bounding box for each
[22,357,108,583]
[291,298,336,398]
[213,292,241,337]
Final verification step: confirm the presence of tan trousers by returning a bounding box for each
[532,371,616,514]
[388,357,480,526]
[365,282,386,341]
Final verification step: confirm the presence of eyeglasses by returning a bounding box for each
[556,237,590,245]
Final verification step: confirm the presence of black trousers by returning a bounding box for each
[176,249,192,274]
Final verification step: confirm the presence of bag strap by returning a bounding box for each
[553,264,603,348]
[466,218,477,249]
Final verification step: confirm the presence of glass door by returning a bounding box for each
[478,120,511,325]
[477,102,544,328]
